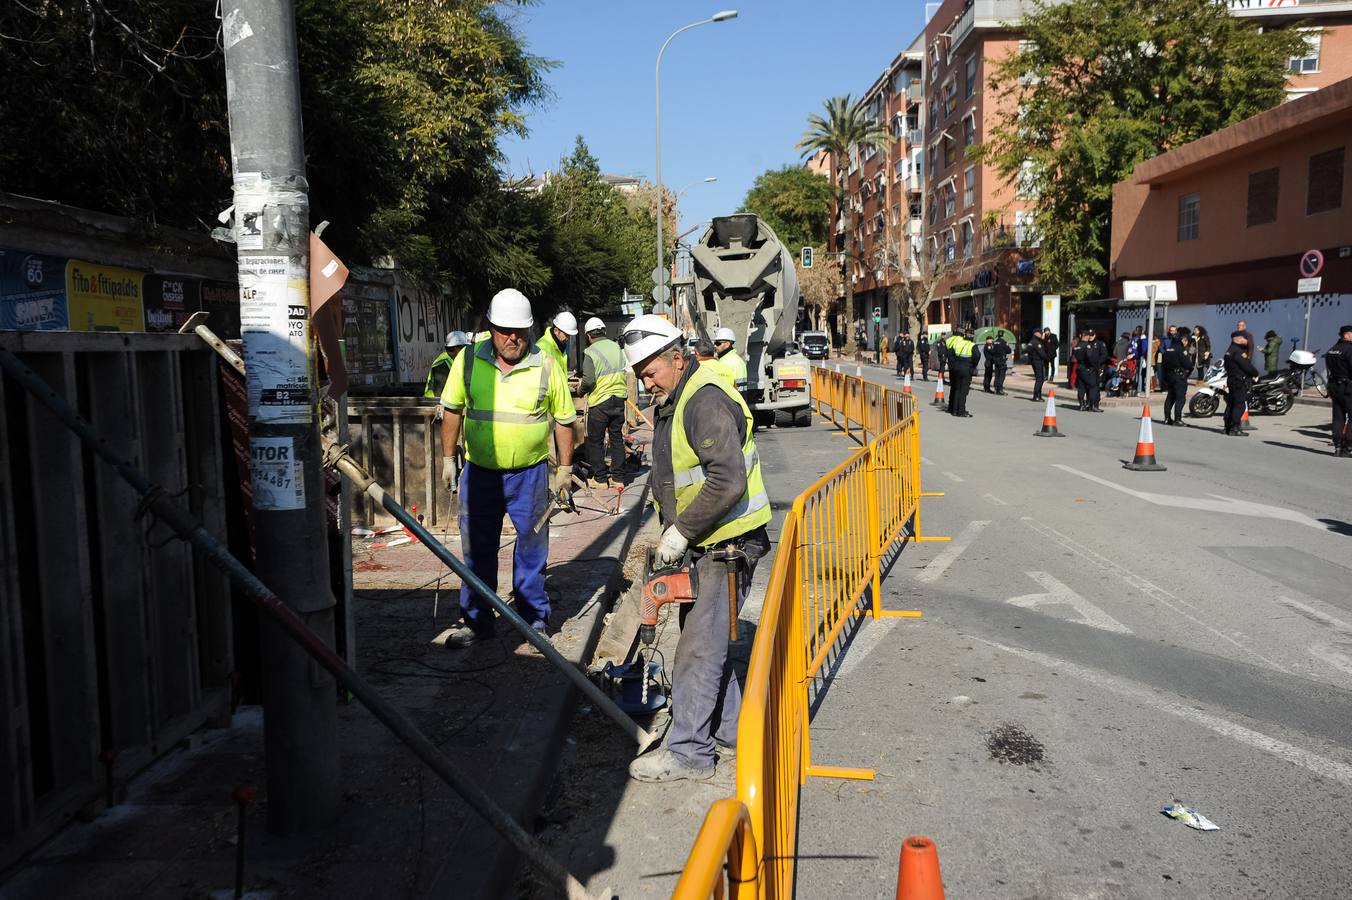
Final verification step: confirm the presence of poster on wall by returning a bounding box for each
[199,279,241,339]
[66,260,145,332]
[143,274,201,333]
[393,276,453,384]
[342,279,395,384]
[0,250,69,331]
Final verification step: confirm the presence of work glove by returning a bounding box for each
[442,456,457,493]
[655,525,689,568]
[550,464,574,497]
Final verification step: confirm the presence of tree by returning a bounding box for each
[796,96,889,336]
[796,253,843,333]
[971,0,1304,302]
[739,166,835,252]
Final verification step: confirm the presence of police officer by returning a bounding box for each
[581,317,629,489]
[1072,327,1107,411]
[622,315,770,782]
[537,310,577,373]
[424,330,472,400]
[945,326,977,417]
[439,289,577,647]
[1027,327,1049,401]
[1326,324,1352,456]
[985,333,1010,394]
[897,331,914,379]
[712,326,748,393]
[1222,331,1259,436]
[917,332,931,381]
[1161,327,1195,426]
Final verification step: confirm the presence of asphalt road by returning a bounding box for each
[790,365,1352,899]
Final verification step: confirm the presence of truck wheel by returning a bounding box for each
[794,407,813,427]
[754,410,776,429]
[774,409,795,429]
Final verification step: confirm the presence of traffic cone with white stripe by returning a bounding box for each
[856,363,863,378]
[1033,386,1064,437]
[1240,402,1255,431]
[902,370,912,393]
[1124,403,1167,471]
[931,373,945,407]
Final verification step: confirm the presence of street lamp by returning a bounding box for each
[656,13,737,308]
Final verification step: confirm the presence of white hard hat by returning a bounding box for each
[713,326,736,344]
[552,310,578,336]
[445,330,471,348]
[621,314,683,368]
[487,288,534,329]
[584,316,607,334]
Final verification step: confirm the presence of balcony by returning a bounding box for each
[906,83,923,105]
[906,129,923,146]
[950,0,1067,54]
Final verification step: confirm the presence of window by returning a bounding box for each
[961,221,973,258]
[943,139,956,169]
[929,195,938,224]
[895,157,907,183]
[944,229,956,263]
[929,43,940,82]
[848,144,860,174]
[942,76,958,117]
[1307,147,1345,215]
[1246,167,1279,227]
[963,115,975,146]
[1289,28,1321,74]
[929,144,938,178]
[965,55,977,98]
[913,148,924,182]
[864,143,876,162]
[1015,210,1038,246]
[1016,159,1037,200]
[964,167,976,208]
[1177,193,1200,241]
[928,99,936,132]
[892,204,901,226]
[943,185,956,218]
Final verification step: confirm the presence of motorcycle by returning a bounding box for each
[1188,350,1315,418]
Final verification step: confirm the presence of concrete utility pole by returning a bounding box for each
[221,0,339,832]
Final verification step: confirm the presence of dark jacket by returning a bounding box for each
[1327,339,1352,389]
[1162,343,1194,377]
[987,338,1011,368]
[1073,339,1107,372]
[917,336,930,360]
[651,359,750,542]
[898,337,915,364]
[1195,332,1212,365]
[1027,335,1049,366]
[1223,343,1260,386]
[1237,330,1256,360]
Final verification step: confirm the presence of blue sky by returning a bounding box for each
[499,1,932,235]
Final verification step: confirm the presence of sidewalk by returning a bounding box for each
[1,473,652,900]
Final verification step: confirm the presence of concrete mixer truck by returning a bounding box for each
[686,215,813,427]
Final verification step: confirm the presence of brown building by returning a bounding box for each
[1111,76,1350,353]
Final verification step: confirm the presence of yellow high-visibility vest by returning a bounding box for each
[584,338,628,404]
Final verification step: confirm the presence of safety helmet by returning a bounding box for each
[552,310,578,336]
[584,316,607,335]
[621,314,683,368]
[445,330,471,348]
[487,288,534,329]
[712,326,736,344]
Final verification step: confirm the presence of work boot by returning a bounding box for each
[627,748,715,783]
[445,622,494,649]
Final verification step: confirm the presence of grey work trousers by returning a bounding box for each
[667,530,768,768]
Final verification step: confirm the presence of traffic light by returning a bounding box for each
[801,246,813,269]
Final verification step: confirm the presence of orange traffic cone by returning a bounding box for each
[1034,386,1064,437]
[931,373,946,407]
[1240,402,1255,431]
[1124,403,1167,471]
[903,370,913,393]
[895,836,945,900]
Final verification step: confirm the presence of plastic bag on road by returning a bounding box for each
[1161,801,1219,831]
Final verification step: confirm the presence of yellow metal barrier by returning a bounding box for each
[676,366,947,899]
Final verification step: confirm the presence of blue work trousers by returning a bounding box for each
[458,461,550,630]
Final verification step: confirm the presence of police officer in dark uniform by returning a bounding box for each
[1161,327,1195,426]
[1326,324,1352,456]
[987,333,1010,394]
[897,332,915,379]
[982,337,997,392]
[1222,331,1259,436]
[945,326,978,417]
[1072,327,1107,411]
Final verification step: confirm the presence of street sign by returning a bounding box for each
[1122,280,1178,302]
[650,267,670,286]
[650,285,667,303]
[1298,276,1322,294]
[1299,249,1324,278]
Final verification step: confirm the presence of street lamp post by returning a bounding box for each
[656,12,736,308]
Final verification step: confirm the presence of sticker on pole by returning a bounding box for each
[239,255,312,423]
[250,436,305,511]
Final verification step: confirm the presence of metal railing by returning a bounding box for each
[675,366,947,898]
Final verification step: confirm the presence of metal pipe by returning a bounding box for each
[0,347,602,900]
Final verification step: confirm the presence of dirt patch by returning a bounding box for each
[985,723,1047,768]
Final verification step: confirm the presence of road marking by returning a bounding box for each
[1021,517,1289,673]
[1008,571,1132,634]
[920,456,934,466]
[983,493,1007,506]
[834,619,901,680]
[916,520,990,584]
[1055,465,1326,531]
[943,470,965,483]
[975,638,1352,788]
[1310,644,1352,677]
[1277,596,1352,634]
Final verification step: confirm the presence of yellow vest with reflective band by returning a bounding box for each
[424,350,454,399]
[719,350,748,387]
[701,357,736,386]
[537,329,566,372]
[584,338,628,404]
[665,363,772,547]
[946,335,975,360]
[448,343,560,470]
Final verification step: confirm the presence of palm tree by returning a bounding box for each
[797,95,890,349]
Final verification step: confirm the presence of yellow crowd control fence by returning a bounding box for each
[674,366,948,899]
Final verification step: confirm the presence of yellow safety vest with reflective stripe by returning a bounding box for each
[424,350,454,399]
[946,334,975,362]
[443,342,573,470]
[664,363,772,547]
[701,357,736,386]
[584,338,628,404]
[719,350,748,388]
[537,328,567,372]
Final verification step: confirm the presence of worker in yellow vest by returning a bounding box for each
[536,310,576,373]
[580,317,629,489]
[424,330,472,400]
[712,326,748,394]
[620,314,770,782]
[439,289,576,648]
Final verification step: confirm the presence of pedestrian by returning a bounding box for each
[712,326,748,394]
[1263,330,1283,374]
[1114,331,1131,363]
[537,310,577,373]
[1162,327,1195,426]
[988,333,1010,394]
[1027,327,1049,401]
[1326,324,1352,456]
[1044,330,1060,383]
[621,314,770,782]
[580,317,629,490]
[1222,331,1259,436]
[439,289,578,647]
[1235,319,1256,362]
[917,332,931,381]
[1072,327,1107,411]
[896,331,914,378]
[1194,325,1213,380]
[880,332,890,367]
[944,326,977,417]
[424,330,472,401]
[1130,326,1148,393]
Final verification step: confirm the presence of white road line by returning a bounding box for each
[943,470,965,483]
[920,456,934,466]
[983,493,1007,506]
[1021,517,1290,674]
[1008,571,1132,634]
[975,638,1352,788]
[916,520,991,584]
[1278,596,1352,634]
[835,619,901,680]
[1310,644,1352,677]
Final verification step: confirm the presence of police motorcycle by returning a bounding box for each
[1188,350,1316,418]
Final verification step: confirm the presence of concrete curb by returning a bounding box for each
[431,481,654,900]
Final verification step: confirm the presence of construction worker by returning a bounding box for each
[622,314,770,782]
[693,339,735,385]
[424,330,472,400]
[580,317,628,489]
[712,326,748,393]
[537,310,577,374]
[439,288,577,648]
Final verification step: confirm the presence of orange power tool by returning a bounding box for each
[639,547,698,647]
